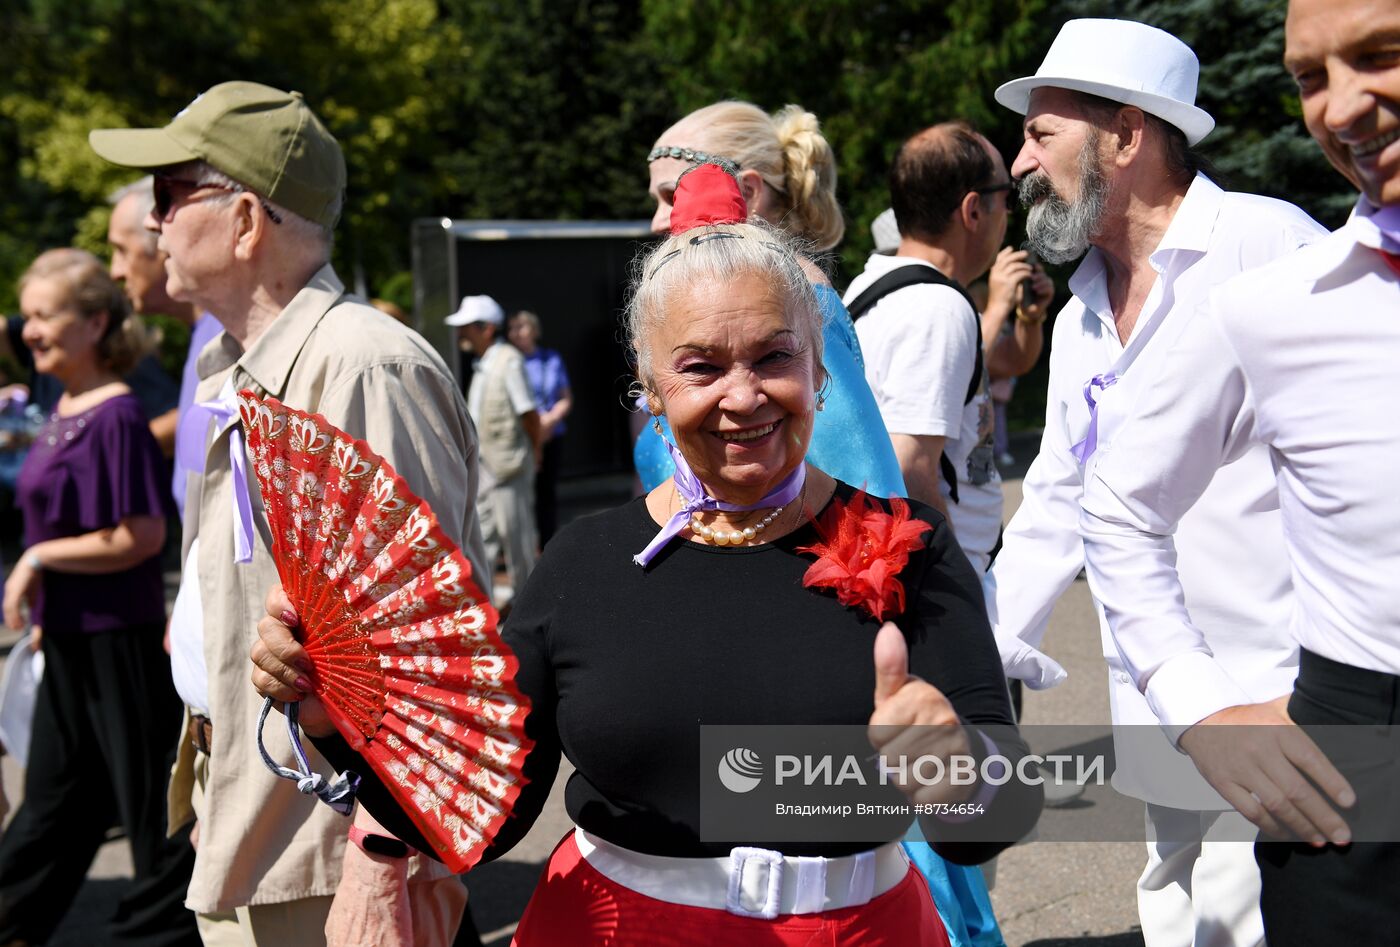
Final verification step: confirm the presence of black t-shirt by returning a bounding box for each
[317,481,1039,864]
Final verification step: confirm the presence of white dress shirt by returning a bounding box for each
[987,176,1323,803]
[1081,199,1400,739]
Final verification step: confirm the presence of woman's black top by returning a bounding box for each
[315,481,1041,865]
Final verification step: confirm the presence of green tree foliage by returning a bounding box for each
[0,0,1355,319]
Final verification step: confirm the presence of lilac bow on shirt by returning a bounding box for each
[1070,372,1119,465]
[632,434,806,567]
[177,397,255,564]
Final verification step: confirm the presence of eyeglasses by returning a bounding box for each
[152,174,283,224]
[974,182,1015,211]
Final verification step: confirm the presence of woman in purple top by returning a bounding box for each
[0,249,197,946]
[508,310,572,543]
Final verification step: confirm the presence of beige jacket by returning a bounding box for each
[473,341,534,481]
[169,266,489,912]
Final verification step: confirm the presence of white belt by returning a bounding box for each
[574,828,909,920]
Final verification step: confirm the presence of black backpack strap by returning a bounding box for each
[845,265,986,504]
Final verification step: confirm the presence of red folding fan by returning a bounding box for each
[238,390,533,873]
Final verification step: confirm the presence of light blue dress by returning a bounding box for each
[633,283,1005,946]
[634,284,905,497]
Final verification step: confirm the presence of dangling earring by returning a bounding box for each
[652,416,664,435]
[816,395,826,412]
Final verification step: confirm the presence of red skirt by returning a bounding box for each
[512,832,951,946]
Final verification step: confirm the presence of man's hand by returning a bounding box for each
[1179,696,1355,847]
[868,622,972,805]
[985,247,1035,323]
[250,584,334,737]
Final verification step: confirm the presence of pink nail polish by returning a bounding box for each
[282,609,300,628]
[295,676,314,693]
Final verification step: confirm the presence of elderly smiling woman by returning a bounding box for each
[252,168,1038,946]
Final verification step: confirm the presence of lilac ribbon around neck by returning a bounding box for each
[1069,372,1119,465]
[632,434,806,567]
[177,397,255,564]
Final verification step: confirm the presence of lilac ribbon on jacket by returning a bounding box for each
[1069,372,1119,465]
[177,397,255,564]
[632,434,806,567]
[0,390,28,412]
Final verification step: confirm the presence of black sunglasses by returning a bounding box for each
[973,182,1015,210]
[152,174,283,224]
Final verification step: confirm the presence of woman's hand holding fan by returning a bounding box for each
[240,390,533,873]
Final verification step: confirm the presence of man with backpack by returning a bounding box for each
[845,121,1049,573]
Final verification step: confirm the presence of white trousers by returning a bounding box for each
[480,466,537,595]
[1138,804,1264,947]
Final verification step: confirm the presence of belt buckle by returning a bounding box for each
[726,846,784,919]
[190,714,212,755]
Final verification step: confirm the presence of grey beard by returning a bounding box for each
[1020,139,1110,265]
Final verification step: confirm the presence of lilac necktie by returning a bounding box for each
[177,396,255,564]
[633,435,807,567]
[1069,372,1119,465]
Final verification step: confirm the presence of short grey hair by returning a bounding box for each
[625,219,823,394]
[179,160,336,259]
[107,176,160,255]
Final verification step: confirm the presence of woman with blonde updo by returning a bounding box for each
[0,249,197,946]
[637,101,907,501]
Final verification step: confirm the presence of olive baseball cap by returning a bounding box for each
[89,81,346,228]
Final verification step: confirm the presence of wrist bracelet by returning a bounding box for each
[1014,306,1047,325]
[349,825,410,859]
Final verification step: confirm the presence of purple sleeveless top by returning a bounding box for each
[16,392,173,633]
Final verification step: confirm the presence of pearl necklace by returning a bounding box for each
[689,505,786,546]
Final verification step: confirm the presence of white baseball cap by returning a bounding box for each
[871,208,900,255]
[995,18,1215,146]
[446,294,504,327]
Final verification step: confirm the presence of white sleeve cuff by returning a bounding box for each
[1144,651,1256,740]
[1000,643,1069,691]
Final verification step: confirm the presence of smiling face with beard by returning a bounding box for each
[1018,127,1111,264]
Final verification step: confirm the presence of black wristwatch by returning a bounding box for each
[349,825,411,859]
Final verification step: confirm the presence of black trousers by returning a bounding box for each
[534,435,563,545]
[0,623,199,946]
[1256,648,1400,945]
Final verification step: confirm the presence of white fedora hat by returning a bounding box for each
[995,18,1215,146]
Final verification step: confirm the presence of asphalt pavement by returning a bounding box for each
[1,431,1148,945]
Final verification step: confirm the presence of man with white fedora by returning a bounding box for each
[985,17,1325,945]
[450,294,541,605]
[1079,0,1400,940]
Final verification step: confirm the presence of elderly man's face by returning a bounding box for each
[1286,0,1400,207]
[1012,88,1113,264]
[647,271,817,507]
[147,172,242,307]
[108,193,174,316]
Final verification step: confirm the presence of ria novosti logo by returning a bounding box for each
[718,747,764,793]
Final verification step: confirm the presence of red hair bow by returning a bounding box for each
[670,163,748,234]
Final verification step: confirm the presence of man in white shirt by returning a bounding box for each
[1078,0,1400,940]
[451,294,541,603]
[986,18,1325,946]
[845,121,1052,573]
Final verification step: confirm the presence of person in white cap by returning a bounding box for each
[1078,0,1400,941]
[985,17,1325,946]
[450,294,541,604]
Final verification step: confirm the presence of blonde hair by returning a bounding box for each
[625,220,824,393]
[19,248,154,375]
[660,101,846,251]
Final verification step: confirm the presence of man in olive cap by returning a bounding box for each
[89,81,483,945]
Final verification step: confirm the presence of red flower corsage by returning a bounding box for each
[797,490,933,622]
